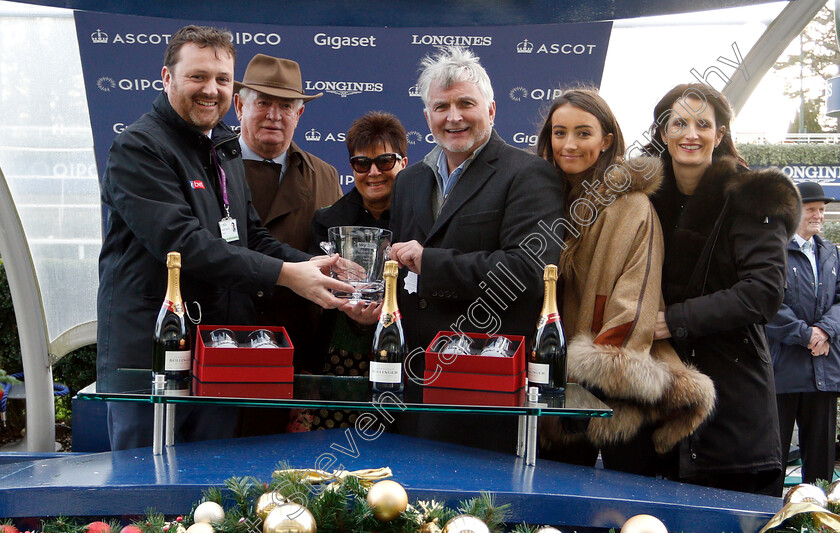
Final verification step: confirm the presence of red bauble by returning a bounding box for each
[120,526,143,533]
[86,522,111,533]
[0,525,20,533]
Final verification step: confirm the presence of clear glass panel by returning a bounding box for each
[0,2,100,350]
[78,372,612,417]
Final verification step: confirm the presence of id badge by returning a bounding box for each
[219,216,239,242]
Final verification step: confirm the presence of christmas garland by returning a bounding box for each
[4,467,839,533]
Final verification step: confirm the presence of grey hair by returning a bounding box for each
[417,46,494,111]
[237,86,303,110]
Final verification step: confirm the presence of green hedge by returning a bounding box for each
[737,143,840,166]
[0,260,96,424]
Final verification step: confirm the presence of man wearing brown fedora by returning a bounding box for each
[233,55,342,415]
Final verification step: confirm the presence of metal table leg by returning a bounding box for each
[165,404,176,447]
[153,402,164,455]
[516,415,526,457]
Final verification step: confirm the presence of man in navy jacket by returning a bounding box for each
[767,181,840,485]
[97,26,350,450]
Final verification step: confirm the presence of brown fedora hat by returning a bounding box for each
[234,54,323,101]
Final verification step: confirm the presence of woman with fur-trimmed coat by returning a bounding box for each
[649,83,800,495]
[536,89,715,476]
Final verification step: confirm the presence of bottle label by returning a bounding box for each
[165,350,191,371]
[528,362,550,384]
[369,362,402,383]
[537,312,561,328]
[163,299,184,314]
[379,310,401,328]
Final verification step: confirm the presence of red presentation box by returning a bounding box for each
[423,331,526,392]
[423,386,526,407]
[195,324,294,366]
[193,378,293,399]
[192,360,294,383]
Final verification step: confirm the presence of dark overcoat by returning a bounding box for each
[97,92,310,385]
[766,234,840,393]
[389,130,564,452]
[652,157,800,478]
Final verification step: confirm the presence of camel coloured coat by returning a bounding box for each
[541,157,715,454]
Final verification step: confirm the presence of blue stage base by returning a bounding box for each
[0,430,781,532]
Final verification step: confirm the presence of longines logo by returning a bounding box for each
[410,34,491,47]
[95,31,280,46]
[509,86,563,102]
[518,41,598,55]
[97,77,164,92]
[304,80,383,98]
[408,85,421,98]
[96,77,116,92]
[406,131,435,145]
[313,32,376,50]
[304,129,346,142]
[516,39,533,54]
[91,29,108,44]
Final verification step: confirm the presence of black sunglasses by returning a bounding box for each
[349,153,403,173]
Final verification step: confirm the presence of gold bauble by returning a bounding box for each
[193,501,225,524]
[366,480,409,522]
[262,503,317,533]
[828,480,840,505]
[620,514,668,533]
[419,519,442,533]
[784,483,828,507]
[185,524,214,533]
[256,492,287,521]
[441,514,490,533]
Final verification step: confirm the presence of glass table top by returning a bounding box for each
[78,369,611,418]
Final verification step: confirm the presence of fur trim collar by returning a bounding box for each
[666,157,800,240]
[579,156,664,202]
[540,333,716,453]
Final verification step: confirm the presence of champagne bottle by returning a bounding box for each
[370,260,407,393]
[528,264,567,393]
[152,251,191,383]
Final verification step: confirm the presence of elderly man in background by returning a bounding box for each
[234,54,342,375]
[767,181,840,490]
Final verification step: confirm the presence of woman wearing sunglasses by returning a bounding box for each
[289,111,407,432]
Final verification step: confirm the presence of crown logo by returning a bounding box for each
[305,128,321,142]
[91,29,109,44]
[408,85,421,98]
[516,39,533,54]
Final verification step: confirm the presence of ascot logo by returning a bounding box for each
[304,80,383,98]
[410,34,492,47]
[91,29,108,44]
[304,129,345,142]
[408,85,421,98]
[516,39,534,54]
[100,31,280,46]
[96,77,116,92]
[528,42,598,55]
